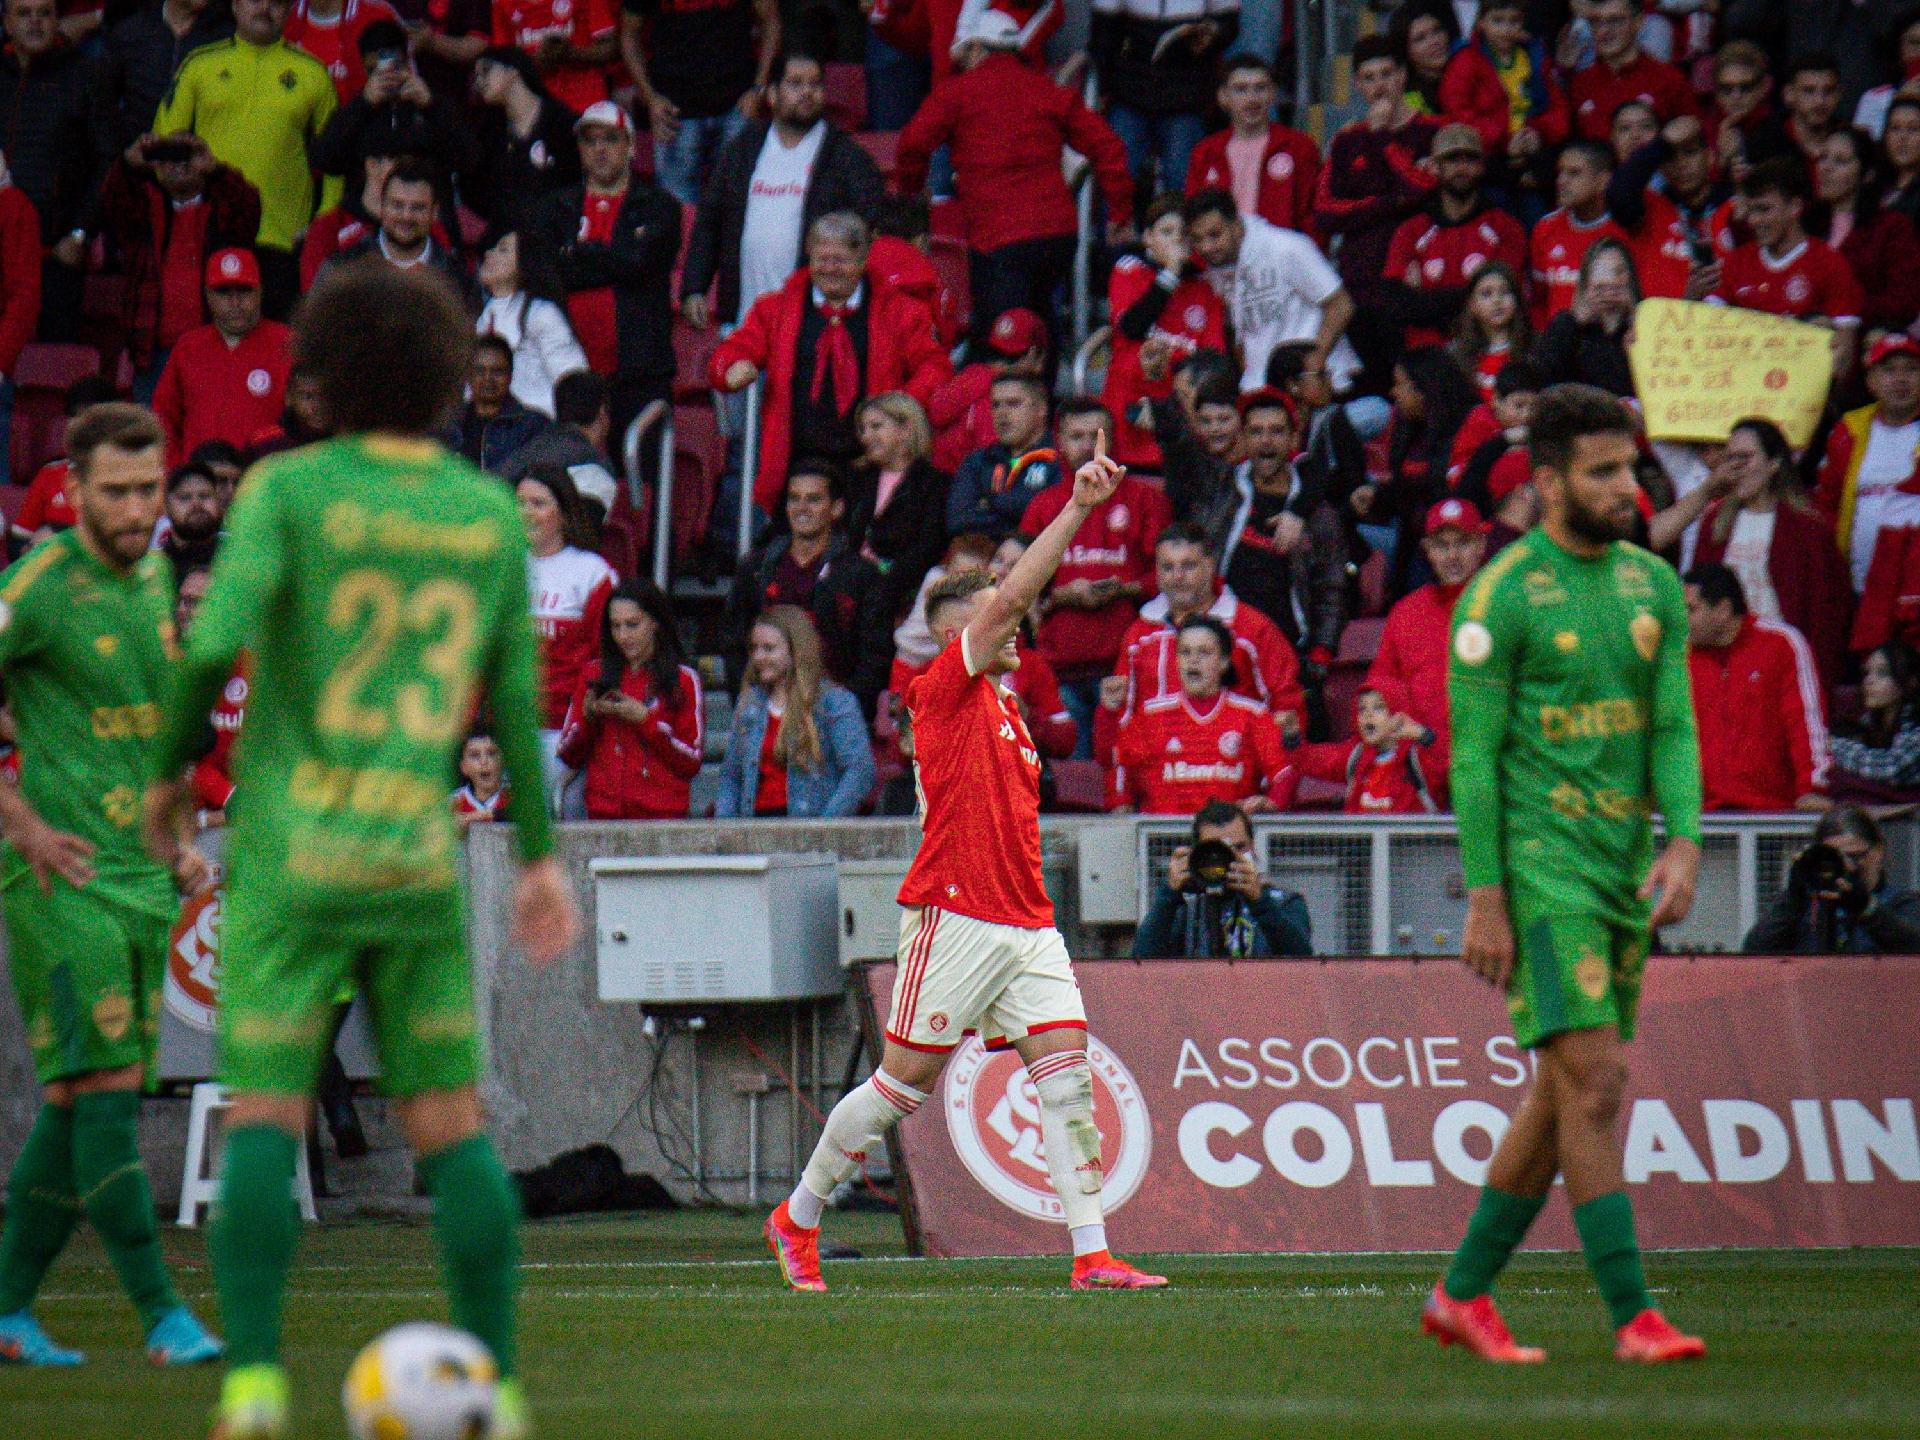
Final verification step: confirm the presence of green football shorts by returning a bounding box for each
[217,889,479,1098]
[3,875,169,1085]
[1505,891,1649,1050]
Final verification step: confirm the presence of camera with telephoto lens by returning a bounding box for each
[1791,842,1852,898]
[1183,839,1238,896]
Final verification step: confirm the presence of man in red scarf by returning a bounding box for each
[713,209,952,519]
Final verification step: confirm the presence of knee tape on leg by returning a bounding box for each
[1032,1055,1102,1195]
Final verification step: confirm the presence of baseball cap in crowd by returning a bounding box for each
[1426,496,1487,536]
[1236,385,1298,427]
[1431,123,1484,160]
[952,8,1019,57]
[574,100,633,137]
[205,248,260,291]
[1867,333,1920,368]
[987,308,1046,357]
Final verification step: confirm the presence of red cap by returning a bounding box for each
[205,248,260,290]
[1868,333,1920,368]
[1488,447,1532,503]
[986,307,1046,357]
[1236,385,1298,428]
[1425,496,1487,536]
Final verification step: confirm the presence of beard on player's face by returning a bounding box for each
[1564,486,1636,544]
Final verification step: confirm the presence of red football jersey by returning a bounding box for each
[1102,256,1227,466]
[1017,475,1170,671]
[1115,690,1288,815]
[1529,208,1628,326]
[193,661,250,811]
[1382,209,1529,349]
[529,545,616,727]
[492,0,617,114]
[567,188,624,374]
[11,459,74,538]
[1713,238,1864,324]
[1626,190,1697,299]
[897,637,1053,929]
[284,0,403,103]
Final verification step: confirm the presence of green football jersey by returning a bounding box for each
[155,436,553,905]
[1448,527,1702,923]
[0,530,178,912]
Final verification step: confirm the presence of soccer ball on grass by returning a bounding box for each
[344,1322,500,1440]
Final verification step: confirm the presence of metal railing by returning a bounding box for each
[1071,325,1110,398]
[622,399,674,589]
[1123,813,1920,957]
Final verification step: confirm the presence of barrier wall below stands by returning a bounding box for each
[861,956,1920,1257]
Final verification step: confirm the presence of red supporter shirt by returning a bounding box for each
[1529,208,1628,326]
[1382,207,1529,348]
[12,460,73,537]
[1712,238,1864,324]
[1281,736,1442,814]
[1568,52,1698,141]
[568,188,623,374]
[897,637,1053,929]
[755,708,788,813]
[285,0,403,103]
[453,783,512,820]
[1115,690,1288,814]
[492,0,616,114]
[1017,475,1170,672]
[1102,256,1227,467]
[193,660,250,811]
[529,545,616,727]
[1627,190,1697,299]
[151,321,293,467]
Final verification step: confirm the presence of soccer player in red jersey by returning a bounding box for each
[767,436,1168,1293]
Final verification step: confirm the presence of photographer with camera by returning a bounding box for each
[1743,805,1920,953]
[1132,800,1312,958]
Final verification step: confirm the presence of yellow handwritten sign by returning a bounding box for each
[1626,298,1834,449]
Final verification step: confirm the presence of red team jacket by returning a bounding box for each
[1115,690,1291,814]
[556,661,705,820]
[1018,474,1171,674]
[1183,125,1323,235]
[152,320,293,467]
[529,546,616,728]
[1366,580,1466,750]
[1689,615,1830,809]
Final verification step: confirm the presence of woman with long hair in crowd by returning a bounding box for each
[1386,346,1482,594]
[1832,641,1920,792]
[850,392,951,620]
[1537,237,1640,396]
[1390,0,1459,114]
[1692,418,1854,690]
[716,606,874,819]
[1450,261,1533,400]
[557,578,704,820]
[1879,96,1920,225]
[477,227,589,418]
[520,463,617,811]
[1814,128,1920,333]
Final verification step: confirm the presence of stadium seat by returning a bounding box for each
[851,129,899,179]
[10,343,99,481]
[1336,617,1385,666]
[1048,759,1108,813]
[1290,776,1347,810]
[78,273,130,365]
[668,403,723,569]
[1321,664,1368,743]
[671,315,718,403]
[671,205,698,306]
[823,63,867,132]
[1356,550,1389,618]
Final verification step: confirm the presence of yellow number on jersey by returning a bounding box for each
[317,570,478,744]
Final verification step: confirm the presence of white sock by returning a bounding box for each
[1069,1223,1109,1258]
[787,1070,928,1228]
[1028,1050,1104,1232]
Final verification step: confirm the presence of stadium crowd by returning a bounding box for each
[6,0,1920,828]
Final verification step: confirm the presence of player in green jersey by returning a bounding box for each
[145,262,577,1440]
[1424,385,1709,1365]
[0,404,223,1368]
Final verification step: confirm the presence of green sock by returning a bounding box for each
[1442,1186,1547,1302]
[1572,1190,1652,1328]
[70,1091,176,1330]
[210,1126,301,1368]
[418,1135,521,1378]
[0,1103,81,1314]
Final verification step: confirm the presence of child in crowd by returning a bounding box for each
[453,730,511,827]
[1280,687,1444,814]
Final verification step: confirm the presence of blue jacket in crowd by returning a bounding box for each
[715,682,876,819]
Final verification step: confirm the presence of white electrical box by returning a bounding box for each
[591,854,844,1003]
[836,859,911,966]
[1076,818,1142,924]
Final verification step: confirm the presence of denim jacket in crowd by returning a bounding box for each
[715,682,876,819]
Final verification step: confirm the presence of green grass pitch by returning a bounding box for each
[2,1212,1915,1438]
